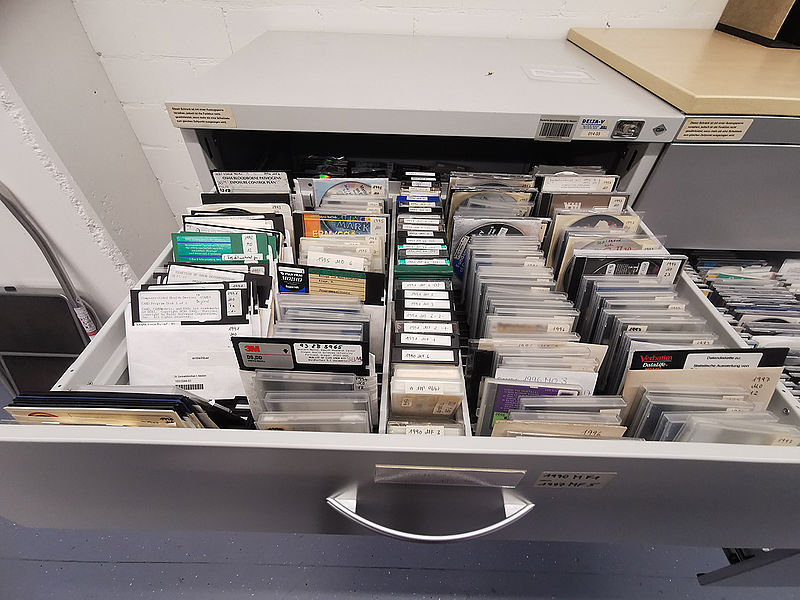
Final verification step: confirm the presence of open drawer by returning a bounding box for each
[1,250,800,547]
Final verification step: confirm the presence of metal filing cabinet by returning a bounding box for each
[0,33,799,548]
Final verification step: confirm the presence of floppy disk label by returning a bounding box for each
[294,342,362,365]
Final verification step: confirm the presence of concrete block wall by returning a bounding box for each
[72,0,729,216]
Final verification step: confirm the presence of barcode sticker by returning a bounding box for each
[537,118,577,140]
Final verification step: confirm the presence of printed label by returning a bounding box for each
[403,230,434,237]
[540,175,616,193]
[400,333,451,346]
[166,103,236,128]
[534,471,616,489]
[212,171,290,194]
[684,353,762,369]
[401,224,440,231]
[402,322,454,333]
[401,349,455,362]
[677,118,753,141]
[577,117,610,139]
[402,217,443,224]
[293,342,363,365]
[400,259,449,265]
[404,248,445,256]
[408,206,433,213]
[238,342,294,369]
[692,338,714,346]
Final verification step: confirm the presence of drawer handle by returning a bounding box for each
[326,486,534,543]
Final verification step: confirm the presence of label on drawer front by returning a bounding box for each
[534,471,616,489]
[676,118,753,141]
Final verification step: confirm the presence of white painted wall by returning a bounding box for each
[0,71,131,319]
[71,0,729,216]
[0,0,178,277]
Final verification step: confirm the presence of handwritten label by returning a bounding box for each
[547,322,572,333]
[403,311,451,321]
[405,425,445,436]
[306,251,365,271]
[657,259,683,283]
[404,382,444,394]
[400,333,451,346]
[534,471,616,489]
[225,289,242,317]
[401,349,455,362]
[137,291,221,322]
[433,399,461,415]
[221,253,263,262]
[402,281,446,290]
[608,196,627,211]
[403,290,450,300]
[404,299,451,310]
[402,322,453,333]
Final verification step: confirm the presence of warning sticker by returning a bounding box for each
[676,118,752,141]
[166,104,237,129]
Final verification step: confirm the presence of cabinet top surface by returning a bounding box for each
[170,31,682,120]
[568,28,800,116]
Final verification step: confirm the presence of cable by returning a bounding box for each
[0,179,98,340]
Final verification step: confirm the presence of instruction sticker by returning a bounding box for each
[212,171,290,194]
[166,104,236,129]
[677,118,752,141]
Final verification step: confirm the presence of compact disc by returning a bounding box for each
[323,181,373,197]
[569,214,625,229]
